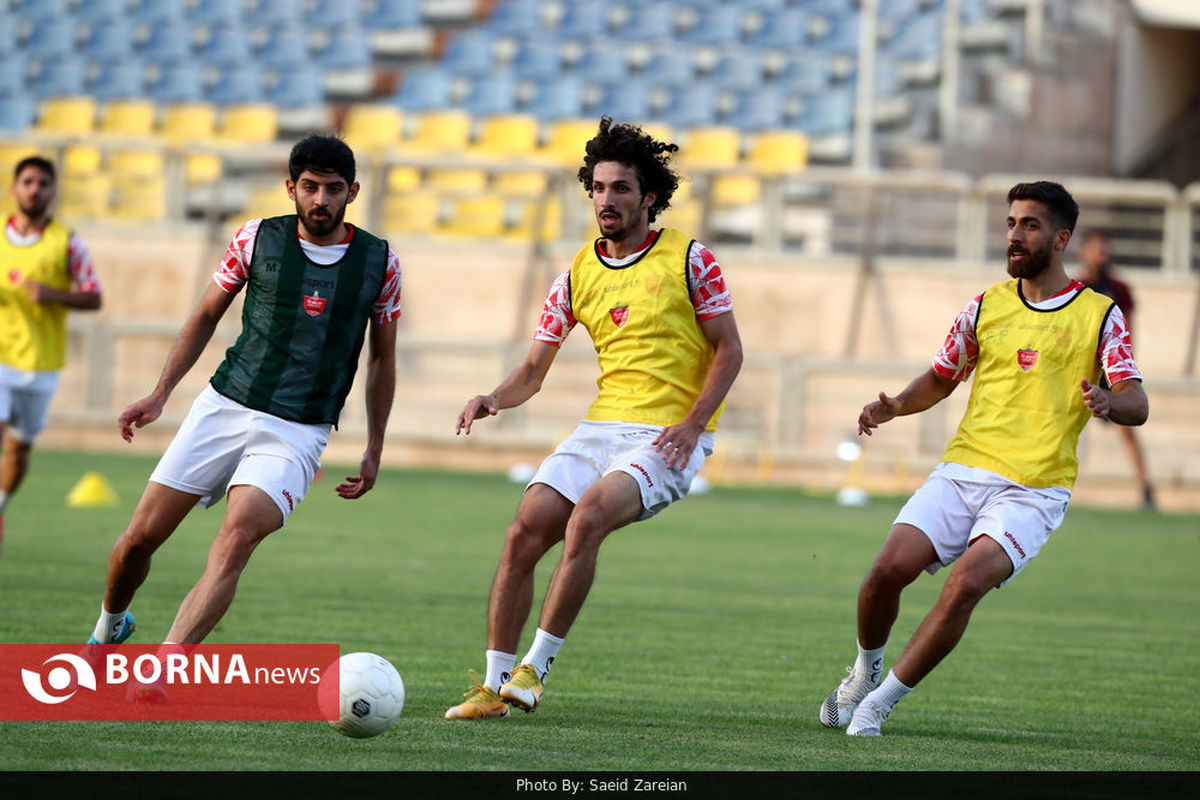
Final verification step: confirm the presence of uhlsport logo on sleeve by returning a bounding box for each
[2,643,340,721]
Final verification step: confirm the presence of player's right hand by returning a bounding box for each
[455,394,499,435]
[858,391,901,436]
[118,395,165,442]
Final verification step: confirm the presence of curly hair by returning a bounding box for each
[577,117,680,223]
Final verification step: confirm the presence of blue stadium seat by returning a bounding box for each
[187,0,243,26]
[526,76,586,121]
[487,0,545,35]
[76,0,128,24]
[682,4,746,47]
[0,56,27,99]
[316,25,373,71]
[388,66,453,111]
[31,58,88,99]
[442,29,497,77]
[799,88,854,136]
[270,65,326,109]
[640,50,694,88]
[128,0,187,24]
[11,0,70,24]
[246,0,306,27]
[209,64,266,107]
[818,12,863,56]
[776,54,832,95]
[614,3,676,42]
[196,24,255,68]
[91,60,148,102]
[660,82,720,129]
[593,78,654,123]
[512,42,563,81]
[887,11,942,61]
[558,0,611,40]
[149,63,205,104]
[140,19,195,65]
[709,53,764,92]
[367,0,424,29]
[24,19,79,60]
[747,8,809,49]
[0,16,18,54]
[306,0,364,29]
[257,23,312,69]
[0,96,36,132]
[83,21,136,63]
[573,47,633,85]
[729,87,788,132]
[463,72,519,118]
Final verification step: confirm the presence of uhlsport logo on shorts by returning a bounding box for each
[2,643,339,721]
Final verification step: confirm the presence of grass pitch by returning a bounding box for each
[0,449,1197,774]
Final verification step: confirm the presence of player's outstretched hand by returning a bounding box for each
[858,391,901,436]
[653,421,703,471]
[118,394,166,442]
[1080,377,1109,418]
[336,450,380,499]
[455,394,499,435]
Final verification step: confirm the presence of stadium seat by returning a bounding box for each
[441,194,507,238]
[383,188,441,235]
[316,24,373,71]
[386,165,421,194]
[426,167,488,194]
[35,97,96,135]
[306,0,364,29]
[573,48,634,85]
[92,61,149,104]
[149,64,205,105]
[746,130,808,176]
[0,96,36,133]
[108,148,166,221]
[367,0,424,29]
[442,29,497,77]
[463,73,520,118]
[342,105,405,152]
[389,66,454,112]
[526,77,587,122]
[470,114,540,159]
[557,0,612,39]
[63,145,103,176]
[0,143,44,177]
[730,88,789,132]
[209,64,266,107]
[682,4,747,47]
[404,109,472,153]
[12,0,71,25]
[511,42,563,81]
[246,0,305,27]
[188,0,243,26]
[0,16,17,53]
[0,55,27,99]
[639,51,694,88]
[217,104,278,143]
[747,7,809,49]
[270,64,327,109]
[509,195,562,242]
[257,24,312,69]
[31,58,89,100]
[660,82,721,129]
[159,103,217,146]
[196,24,255,68]
[139,19,195,65]
[127,0,187,24]
[488,0,545,35]
[244,184,296,220]
[59,171,112,220]
[679,126,742,170]
[83,21,136,63]
[540,118,598,166]
[710,53,765,92]
[593,79,654,124]
[613,3,676,42]
[98,99,157,137]
[776,54,832,95]
[494,169,549,198]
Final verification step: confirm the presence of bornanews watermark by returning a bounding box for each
[0,644,339,721]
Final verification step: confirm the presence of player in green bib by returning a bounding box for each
[86,137,402,670]
[820,181,1149,736]
[445,118,743,719]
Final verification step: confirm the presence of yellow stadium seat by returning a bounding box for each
[186,153,223,184]
[36,97,96,135]
[98,100,157,137]
[404,109,471,153]
[426,167,488,193]
[59,173,111,220]
[656,196,703,234]
[540,118,597,167]
[679,126,742,169]
[108,148,166,221]
[63,145,103,176]
[244,184,295,220]
[494,169,548,197]
[109,148,164,177]
[469,114,539,159]
[747,130,808,176]
[387,165,422,193]
[383,189,441,235]
[441,194,507,238]
[342,105,405,152]
[508,195,562,242]
[218,104,278,143]
[160,103,217,145]
[711,174,761,207]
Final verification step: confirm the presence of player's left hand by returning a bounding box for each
[1080,377,1110,418]
[337,450,380,498]
[653,421,703,471]
[21,279,49,303]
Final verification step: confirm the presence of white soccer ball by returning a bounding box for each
[322,652,405,739]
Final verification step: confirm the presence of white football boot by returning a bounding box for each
[819,664,881,728]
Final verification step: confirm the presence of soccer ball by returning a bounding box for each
[320,652,405,739]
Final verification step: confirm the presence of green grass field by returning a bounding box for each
[0,449,1197,775]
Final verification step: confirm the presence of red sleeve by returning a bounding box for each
[931,294,982,381]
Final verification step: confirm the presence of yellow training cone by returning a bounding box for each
[67,472,119,508]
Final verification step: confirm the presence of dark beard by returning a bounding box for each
[297,202,344,239]
[1006,245,1052,279]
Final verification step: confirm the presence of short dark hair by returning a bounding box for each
[577,116,679,223]
[288,134,355,186]
[1007,181,1079,233]
[13,156,55,183]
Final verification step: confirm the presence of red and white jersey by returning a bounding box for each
[4,217,100,293]
[932,281,1140,386]
[214,218,402,325]
[534,235,733,345]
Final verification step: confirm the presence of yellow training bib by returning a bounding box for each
[0,219,73,371]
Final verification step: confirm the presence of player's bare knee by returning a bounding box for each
[502,517,549,568]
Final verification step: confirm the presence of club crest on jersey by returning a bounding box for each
[8,269,20,285]
[609,305,629,327]
[303,290,327,317]
[1017,347,1038,371]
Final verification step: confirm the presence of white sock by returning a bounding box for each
[0,489,10,514]
[867,669,913,711]
[92,605,129,643]
[484,650,516,691]
[855,641,887,684]
[520,628,564,682]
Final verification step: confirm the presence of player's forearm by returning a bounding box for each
[363,354,396,454]
[35,286,102,310]
[681,336,744,431]
[894,369,957,416]
[152,312,220,400]
[1106,381,1149,426]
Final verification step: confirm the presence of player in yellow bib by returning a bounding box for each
[820,181,1149,736]
[0,157,102,554]
[445,117,743,719]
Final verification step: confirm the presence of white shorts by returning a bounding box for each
[149,384,330,522]
[529,420,714,521]
[894,463,1070,587]
[0,364,59,442]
